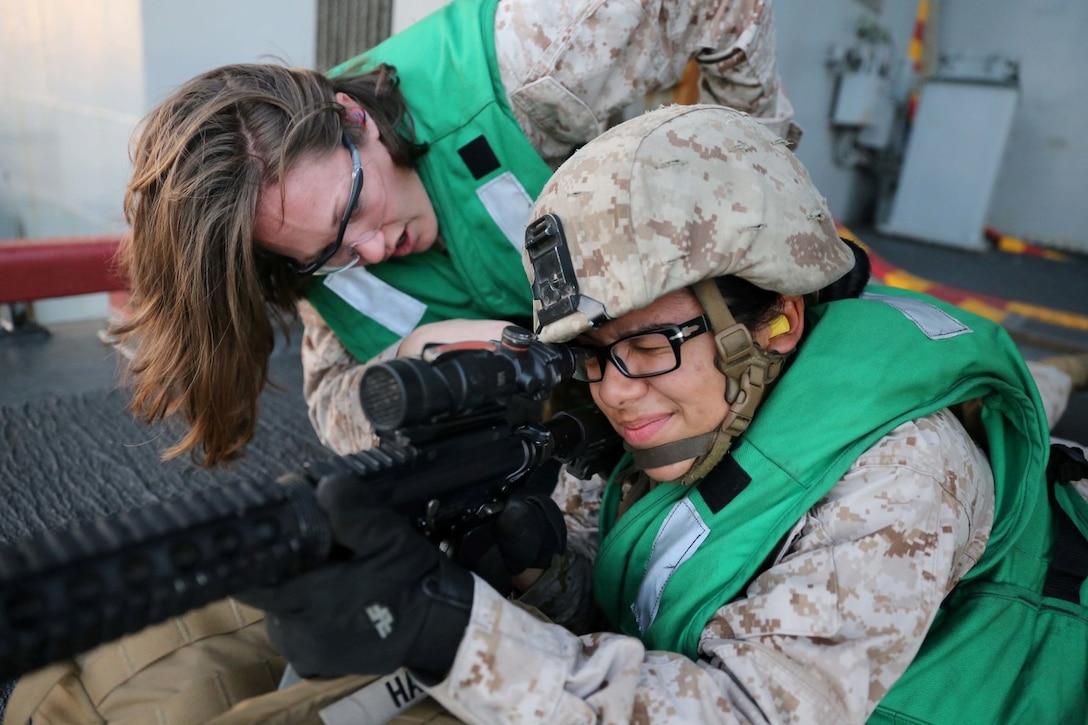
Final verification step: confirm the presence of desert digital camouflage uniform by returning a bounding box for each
[1027,358,1076,430]
[301,0,798,455]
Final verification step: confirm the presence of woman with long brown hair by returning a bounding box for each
[113,0,801,466]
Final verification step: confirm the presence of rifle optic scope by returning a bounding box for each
[360,326,575,431]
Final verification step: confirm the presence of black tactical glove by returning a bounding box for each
[493,493,567,576]
[238,463,474,681]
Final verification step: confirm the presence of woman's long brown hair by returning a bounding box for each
[112,63,425,466]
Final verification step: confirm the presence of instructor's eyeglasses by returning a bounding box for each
[569,315,711,383]
[288,131,364,275]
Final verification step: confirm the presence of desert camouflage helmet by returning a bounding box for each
[523,104,855,344]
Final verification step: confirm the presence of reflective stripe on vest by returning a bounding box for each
[322,268,427,339]
[474,171,534,252]
[633,498,710,634]
[861,291,972,339]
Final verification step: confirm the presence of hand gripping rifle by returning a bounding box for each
[0,326,621,681]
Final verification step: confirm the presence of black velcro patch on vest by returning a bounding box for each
[458,135,501,180]
[698,456,752,514]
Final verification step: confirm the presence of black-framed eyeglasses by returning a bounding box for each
[569,315,711,383]
[288,131,363,275]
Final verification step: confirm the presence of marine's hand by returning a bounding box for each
[238,465,473,681]
[494,493,567,579]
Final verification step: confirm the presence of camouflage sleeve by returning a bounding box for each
[425,409,994,722]
[298,299,391,454]
[494,0,798,167]
[1026,359,1075,431]
[692,0,799,145]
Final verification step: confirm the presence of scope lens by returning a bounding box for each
[360,365,408,430]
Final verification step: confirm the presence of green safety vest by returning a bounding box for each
[595,286,1088,723]
[307,0,554,362]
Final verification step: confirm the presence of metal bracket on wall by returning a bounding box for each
[933,53,1019,86]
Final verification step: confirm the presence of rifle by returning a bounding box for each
[0,327,621,682]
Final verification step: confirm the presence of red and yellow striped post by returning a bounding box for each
[906,0,930,121]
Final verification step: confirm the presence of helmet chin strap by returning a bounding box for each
[629,279,784,485]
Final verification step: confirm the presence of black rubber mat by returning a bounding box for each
[0,347,331,714]
[0,379,328,546]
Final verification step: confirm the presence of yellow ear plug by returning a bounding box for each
[767,314,791,339]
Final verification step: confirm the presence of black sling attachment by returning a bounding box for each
[1043,443,1088,603]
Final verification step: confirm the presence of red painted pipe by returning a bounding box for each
[0,235,128,304]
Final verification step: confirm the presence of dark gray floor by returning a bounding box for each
[859,226,1088,317]
[0,319,124,407]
